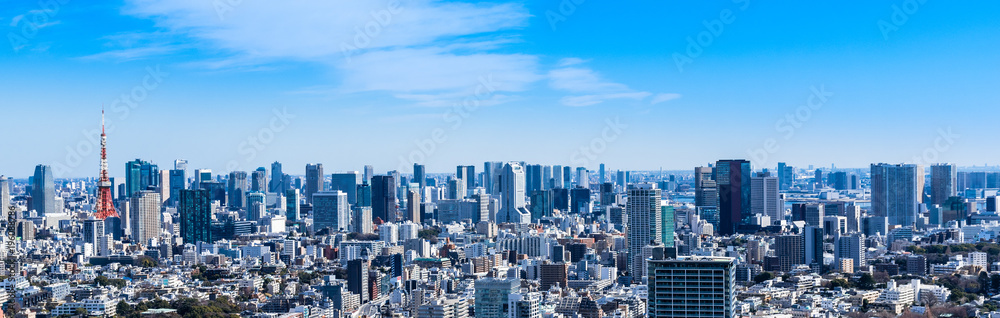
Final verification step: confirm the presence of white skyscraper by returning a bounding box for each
[0,176,10,213]
[130,191,162,244]
[627,183,662,281]
[751,174,782,223]
[552,165,564,189]
[353,206,373,234]
[498,162,531,223]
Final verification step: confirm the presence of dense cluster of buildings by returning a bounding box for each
[6,132,1000,318]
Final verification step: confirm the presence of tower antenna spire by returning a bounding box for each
[94,106,118,219]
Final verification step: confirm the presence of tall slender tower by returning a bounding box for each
[94,109,119,219]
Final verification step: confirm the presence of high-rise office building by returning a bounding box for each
[125,159,159,197]
[269,161,286,193]
[331,172,361,205]
[776,234,804,272]
[569,187,591,214]
[371,175,397,223]
[129,191,161,244]
[413,163,426,189]
[716,160,751,236]
[0,176,10,212]
[804,204,825,228]
[552,165,564,189]
[305,164,324,204]
[803,226,823,272]
[474,278,520,318]
[661,205,675,248]
[750,173,781,222]
[174,159,188,171]
[599,163,606,185]
[835,233,866,272]
[525,164,543,196]
[353,206,373,234]
[228,171,248,210]
[32,164,56,216]
[251,167,268,192]
[246,191,266,222]
[363,165,374,185]
[628,183,662,281]
[347,259,370,303]
[539,263,569,291]
[407,189,421,224]
[168,169,186,207]
[484,161,503,195]
[192,168,212,190]
[694,166,717,208]
[777,162,794,190]
[871,163,920,227]
[498,162,531,224]
[529,190,552,221]
[83,218,105,246]
[356,183,372,207]
[542,165,552,190]
[647,256,736,318]
[563,166,572,188]
[286,189,301,221]
[508,293,541,318]
[457,165,476,192]
[931,164,957,206]
[447,178,466,200]
[179,189,213,244]
[313,191,351,233]
[576,167,588,189]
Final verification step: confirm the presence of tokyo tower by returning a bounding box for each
[94,108,118,219]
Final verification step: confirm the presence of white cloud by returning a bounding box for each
[549,58,676,106]
[560,92,652,107]
[120,0,540,105]
[650,93,681,105]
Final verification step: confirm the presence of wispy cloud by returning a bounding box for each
[549,58,679,107]
[80,45,180,61]
[118,0,540,105]
[650,93,681,105]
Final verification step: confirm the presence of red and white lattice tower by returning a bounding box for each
[94,108,118,219]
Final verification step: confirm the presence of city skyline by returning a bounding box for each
[3,2,1000,176]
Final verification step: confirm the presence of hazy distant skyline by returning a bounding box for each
[3,1,999,178]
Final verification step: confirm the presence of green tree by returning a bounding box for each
[858,273,876,290]
[116,301,131,317]
[830,278,852,289]
[753,272,774,284]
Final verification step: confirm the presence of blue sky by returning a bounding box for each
[2,0,999,178]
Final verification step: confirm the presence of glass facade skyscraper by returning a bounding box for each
[179,189,214,244]
[31,164,55,216]
[716,159,751,236]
